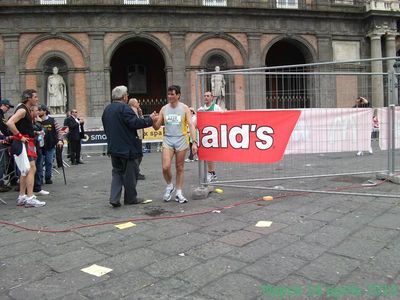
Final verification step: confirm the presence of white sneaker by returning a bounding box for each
[175,193,188,204]
[36,190,50,196]
[163,185,175,202]
[368,149,373,154]
[185,158,194,162]
[207,173,218,183]
[16,195,27,206]
[24,196,46,208]
[356,151,363,156]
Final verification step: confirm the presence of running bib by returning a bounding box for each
[165,114,182,125]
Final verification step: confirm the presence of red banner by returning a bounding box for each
[197,110,301,163]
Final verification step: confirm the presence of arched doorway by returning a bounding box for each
[43,56,69,112]
[203,51,234,110]
[110,39,166,114]
[265,39,310,108]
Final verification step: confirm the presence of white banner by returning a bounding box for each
[286,108,373,154]
[377,107,400,150]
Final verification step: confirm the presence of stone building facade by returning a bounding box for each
[0,0,399,116]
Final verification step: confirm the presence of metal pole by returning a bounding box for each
[198,70,208,185]
[196,71,202,186]
[387,72,394,175]
[390,104,396,175]
[207,183,400,199]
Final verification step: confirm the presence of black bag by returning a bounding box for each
[10,140,23,156]
[56,146,63,168]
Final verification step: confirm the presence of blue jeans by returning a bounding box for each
[33,148,44,192]
[43,147,55,181]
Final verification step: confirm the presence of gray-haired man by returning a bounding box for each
[102,86,158,207]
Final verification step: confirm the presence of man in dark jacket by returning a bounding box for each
[64,108,85,165]
[102,85,158,207]
[39,104,63,183]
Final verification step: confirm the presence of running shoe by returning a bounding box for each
[175,193,188,204]
[16,194,27,206]
[207,173,218,183]
[24,196,46,208]
[163,185,175,202]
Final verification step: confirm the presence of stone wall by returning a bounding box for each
[0,5,398,114]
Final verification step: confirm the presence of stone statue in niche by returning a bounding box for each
[47,66,67,115]
[211,65,226,110]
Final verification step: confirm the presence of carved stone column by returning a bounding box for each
[369,33,384,108]
[88,32,106,117]
[3,34,20,101]
[317,35,333,63]
[170,32,187,103]
[385,32,399,105]
[385,32,397,72]
[317,35,333,107]
[247,33,264,109]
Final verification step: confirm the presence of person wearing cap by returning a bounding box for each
[38,104,63,184]
[0,99,14,137]
[0,99,14,192]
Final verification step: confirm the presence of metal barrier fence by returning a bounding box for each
[195,57,400,198]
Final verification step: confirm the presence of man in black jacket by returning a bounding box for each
[39,104,63,183]
[64,108,85,165]
[102,85,157,207]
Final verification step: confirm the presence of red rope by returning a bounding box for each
[0,180,386,233]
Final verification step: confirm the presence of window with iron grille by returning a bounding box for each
[203,0,227,7]
[334,0,354,4]
[124,0,150,4]
[276,0,298,9]
[40,0,67,4]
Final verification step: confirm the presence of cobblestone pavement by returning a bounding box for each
[0,152,400,300]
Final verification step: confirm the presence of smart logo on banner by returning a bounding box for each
[196,110,301,163]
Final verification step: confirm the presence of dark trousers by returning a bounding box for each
[137,140,143,173]
[110,156,139,204]
[70,140,81,163]
[188,142,194,160]
[33,148,43,192]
